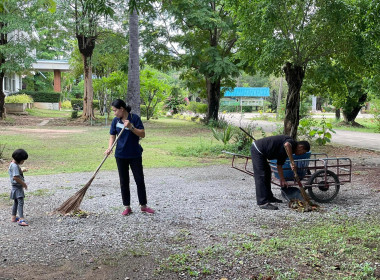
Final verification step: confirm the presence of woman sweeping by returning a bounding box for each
[105,99,154,215]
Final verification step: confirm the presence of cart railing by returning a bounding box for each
[223,151,253,176]
[223,151,352,187]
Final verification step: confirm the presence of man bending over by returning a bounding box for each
[251,135,310,210]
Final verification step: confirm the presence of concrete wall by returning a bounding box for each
[4,103,33,113]
[33,102,60,110]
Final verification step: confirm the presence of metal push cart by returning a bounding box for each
[224,151,352,203]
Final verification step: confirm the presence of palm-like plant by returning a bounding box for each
[211,125,233,146]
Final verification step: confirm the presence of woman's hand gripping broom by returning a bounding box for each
[56,126,125,214]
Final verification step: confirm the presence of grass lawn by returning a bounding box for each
[332,118,379,132]
[0,117,229,176]
[26,108,73,118]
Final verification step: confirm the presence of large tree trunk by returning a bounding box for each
[283,62,305,139]
[342,92,367,123]
[127,8,141,116]
[76,35,96,121]
[0,71,5,120]
[335,108,341,120]
[82,54,94,120]
[206,78,221,121]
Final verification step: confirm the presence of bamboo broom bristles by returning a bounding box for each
[56,126,125,214]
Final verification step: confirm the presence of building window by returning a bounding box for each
[4,76,8,91]
[11,74,16,92]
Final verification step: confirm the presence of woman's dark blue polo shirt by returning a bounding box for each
[110,113,144,159]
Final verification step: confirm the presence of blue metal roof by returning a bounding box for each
[223,87,270,97]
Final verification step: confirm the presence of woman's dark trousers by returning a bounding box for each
[116,157,147,206]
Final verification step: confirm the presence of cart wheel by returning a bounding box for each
[306,170,340,203]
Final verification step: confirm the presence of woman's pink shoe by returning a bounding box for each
[122,208,132,216]
[141,206,155,214]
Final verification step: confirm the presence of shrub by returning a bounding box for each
[71,110,78,119]
[298,117,318,142]
[164,87,187,114]
[71,98,82,110]
[61,100,72,109]
[309,117,336,146]
[197,103,208,114]
[232,124,257,152]
[207,114,229,129]
[18,91,61,102]
[186,101,208,114]
[186,101,198,113]
[242,106,253,113]
[141,104,159,119]
[5,94,33,103]
[70,99,99,110]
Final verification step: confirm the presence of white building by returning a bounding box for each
[3,59,70,96]
[3,73,23,95]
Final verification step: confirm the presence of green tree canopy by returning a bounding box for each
[140,66,172,119]
[227,0,353,138]
[302,0,380,124]
[59,0,115,120]
[143,0,240,122]
[0,0,55,119]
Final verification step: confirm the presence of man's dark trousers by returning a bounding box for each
[251,145,276,205]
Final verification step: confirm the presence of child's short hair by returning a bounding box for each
[297,141,310,152]
[12,149,28,163]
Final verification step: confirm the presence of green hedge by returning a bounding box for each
[71,98,82,110]
[18,91,61,103]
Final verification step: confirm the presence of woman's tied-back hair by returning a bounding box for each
[112,99,131,113]
[297,141,310,152]
[12,149,28,163]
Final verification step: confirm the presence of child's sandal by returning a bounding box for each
[11,217,20,222]
[18,220,28,226]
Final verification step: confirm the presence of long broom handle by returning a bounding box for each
[239,127,256,141]
[90,126,126,180]
[285,147,312,204]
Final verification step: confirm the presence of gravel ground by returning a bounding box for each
[1,161,379,279]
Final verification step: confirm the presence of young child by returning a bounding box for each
[8,149,29,226]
